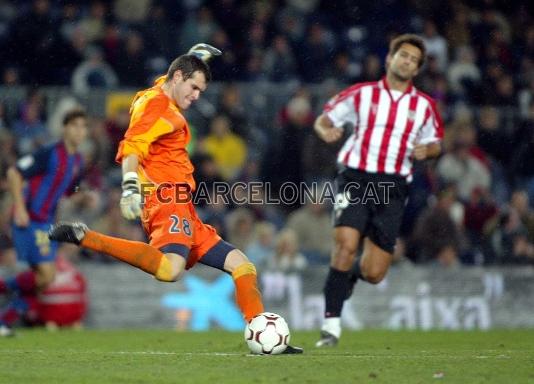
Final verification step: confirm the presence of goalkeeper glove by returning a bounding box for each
[120,172,142,220]
[187,43,222,62]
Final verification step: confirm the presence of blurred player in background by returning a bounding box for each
[49,44,302,353]
[314,34,443,346]
[0,109,88,336]
[0,252,87,332]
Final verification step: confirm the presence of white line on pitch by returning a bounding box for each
[0,350,514,359]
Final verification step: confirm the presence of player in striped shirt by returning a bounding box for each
[0,109,88,336]
[314,34,444,347]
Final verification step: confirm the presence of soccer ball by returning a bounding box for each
[244,312,290,355]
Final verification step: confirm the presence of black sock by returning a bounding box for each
[350,258,365,282]
[324,267,351,318]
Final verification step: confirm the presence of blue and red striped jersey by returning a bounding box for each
[16,142,83,223]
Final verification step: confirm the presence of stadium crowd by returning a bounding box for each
[0,0,534,272]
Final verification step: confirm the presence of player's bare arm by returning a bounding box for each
[413,142,441,160]
[7,166,29,227]
[314,113,343,143]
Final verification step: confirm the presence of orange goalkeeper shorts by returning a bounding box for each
[141,189,221,269]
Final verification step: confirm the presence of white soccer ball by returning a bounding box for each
[244,312,290,355]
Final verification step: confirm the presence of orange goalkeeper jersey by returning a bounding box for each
[115,76,196,190]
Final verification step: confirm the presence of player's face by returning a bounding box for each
[64,117,88,149]
[387,43,422,81]
[172,70,207,110]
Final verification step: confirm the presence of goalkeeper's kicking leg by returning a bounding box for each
[48,222,185,282]
[48,222,303,354]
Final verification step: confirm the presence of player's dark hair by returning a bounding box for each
[389,34,426,68]
[63,108,87,126]
[165,55,211,83]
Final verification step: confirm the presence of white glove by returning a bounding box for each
[187,43,222,62]
[120,172,142,220]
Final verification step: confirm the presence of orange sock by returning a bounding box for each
[232,262,264,322]
[80,230,174,281]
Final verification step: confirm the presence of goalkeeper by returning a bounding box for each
[49,44,302,354]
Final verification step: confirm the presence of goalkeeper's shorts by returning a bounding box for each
[142,189,222,270]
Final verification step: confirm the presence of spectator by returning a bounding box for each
[225,207,256,252]
[0,129,16,190]
[299,23,335,83]
[328,51,358,84]
[445,114,484,162]
[489,208,534,265]
[241,52,266,82]
[447,45,481,97]
[102,24,121,68]
[115,31,148,87]
[464,187,499,252]
[245,23,267,60]
[142,5,174,59]
[114,0,151,24]
[208,28,238,81]
[493,74,515,107]
[201,115,247,181]
[266,229,308,272]
[410,188,462,264]
[192,152,223,186]
[263,35,298,82]
[0,102,9,132]
[54,27,87,85]
[104,107,130,167]
[275,8,305,44]
[198,192,230,240]
[421,19,448,72]
[180,6,219,53]
[285,190,333,262]
[12,102,48,154]
[245,221,277,268]
[358,54,382,82]
[80,117,108,190]
[476,106,510,166]
[437,138,491,201]
[58,2,81,43]
[2,67,20,86]
[510,104,534,198]
[510,190,534,242]
[78,1,106,44]
[518,78,534,119]
[264,94,313,198]
[211,0,243,39]
[6,0,57,84]
[445,5,472,50]
[71,46,118,94]
[217,84,248,138]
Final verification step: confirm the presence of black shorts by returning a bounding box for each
[333,168,408,254]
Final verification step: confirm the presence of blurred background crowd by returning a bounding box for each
[1,0,534,275]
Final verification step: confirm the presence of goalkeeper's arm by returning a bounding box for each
[120,154,142,220]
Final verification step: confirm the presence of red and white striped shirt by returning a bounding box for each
[324,77,443,178]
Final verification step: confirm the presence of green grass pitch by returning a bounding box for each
[0,329,533,383]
